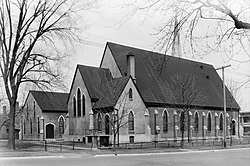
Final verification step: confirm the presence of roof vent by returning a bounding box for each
[200,65,203,69]
[206,75,210,79]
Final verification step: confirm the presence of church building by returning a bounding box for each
[66,42,240,146]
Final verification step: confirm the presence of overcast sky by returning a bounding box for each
[0,0,249,113]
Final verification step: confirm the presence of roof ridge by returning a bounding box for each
[107,41,213,67]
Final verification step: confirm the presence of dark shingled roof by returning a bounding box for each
[77,65,130,109]
[106,42,239,110]
[30,91,68,112]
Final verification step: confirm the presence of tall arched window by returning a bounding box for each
[180,111,185,132]
[77,89,81,117]
[24,119,26,134]
[82,94,85,116]
[59,116,64,134]
[207,112,212,132]
[97,113,102,131]
[30,119,32,135]
[129,88,133,100]
[219,113,223,131]
[105,115,110,135]
[128,111,134,131]
[163,111,168,133]
[73,96,76,117]
[194,112,199,132]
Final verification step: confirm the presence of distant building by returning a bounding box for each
[240,112,250,137]
[66,42,240,146]
[20,91,68,140]
[0,105,20,139]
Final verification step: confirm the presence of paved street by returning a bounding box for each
[1,148,250,166]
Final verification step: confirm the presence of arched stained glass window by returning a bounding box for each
[59,116,64,134]
[163,111,168,133]
[194,112,199,132]
[128,111,134,131]
[82,94,85,116]
[207,112,212,132]
[77,89,81,117]
[219,113,223,131]
[97,113,102,131]
[73,96,76,117]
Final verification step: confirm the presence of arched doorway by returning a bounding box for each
[46,124,54,139]
[231,120,236,136]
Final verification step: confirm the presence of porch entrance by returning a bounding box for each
[46,124,54,139]
[100,136,109,147]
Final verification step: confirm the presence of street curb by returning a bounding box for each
[0,155,64,160]
[94,147,250,157]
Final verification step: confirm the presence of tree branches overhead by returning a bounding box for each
[125,0,250,60]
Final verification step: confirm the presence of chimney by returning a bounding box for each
[3,105,7,116]
[127,52,136,82]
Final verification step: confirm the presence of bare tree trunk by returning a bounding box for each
[8,99,16,150]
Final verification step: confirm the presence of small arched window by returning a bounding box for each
[163,111,168,133]
[59,116,64,134]
[77,89,81,117]
[128,111,134,131]
[129,88,133,100]
[97,113,102,131]
[82,94,85,116]
[207,112,212,132]
[73,96,76,117]
[219,113,223,131]
[194,112,199,132]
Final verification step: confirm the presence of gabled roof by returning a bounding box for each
[30,91,68,112]
[106,42,240,110]
[77,65,130,109]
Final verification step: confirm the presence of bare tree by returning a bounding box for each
[0,0,90,149]
[165,73,207,147]
[124,0,250,63]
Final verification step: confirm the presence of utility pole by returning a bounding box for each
[216,65,231,148]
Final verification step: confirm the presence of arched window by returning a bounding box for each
[129,88,133,100]
[105,115,110,135]
[207,112,212,132]
[23,119,26,134]
[219,113,223,131]
[73,96,76,117]
[180,111,185,132]
[77,89,81,117]
[82,94,85,116]
[128,111,134,131]
[59,116,64,134]
[231,120,236,136]
[37,117,40,134]
[30,119,32,135]
[194,112,199,132]
[97,113,102,131]
[163,111,168,133]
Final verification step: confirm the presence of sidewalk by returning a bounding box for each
[0,141,249,159]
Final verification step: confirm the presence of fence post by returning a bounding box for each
[45,140,47,151]
[73,140,75,150]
